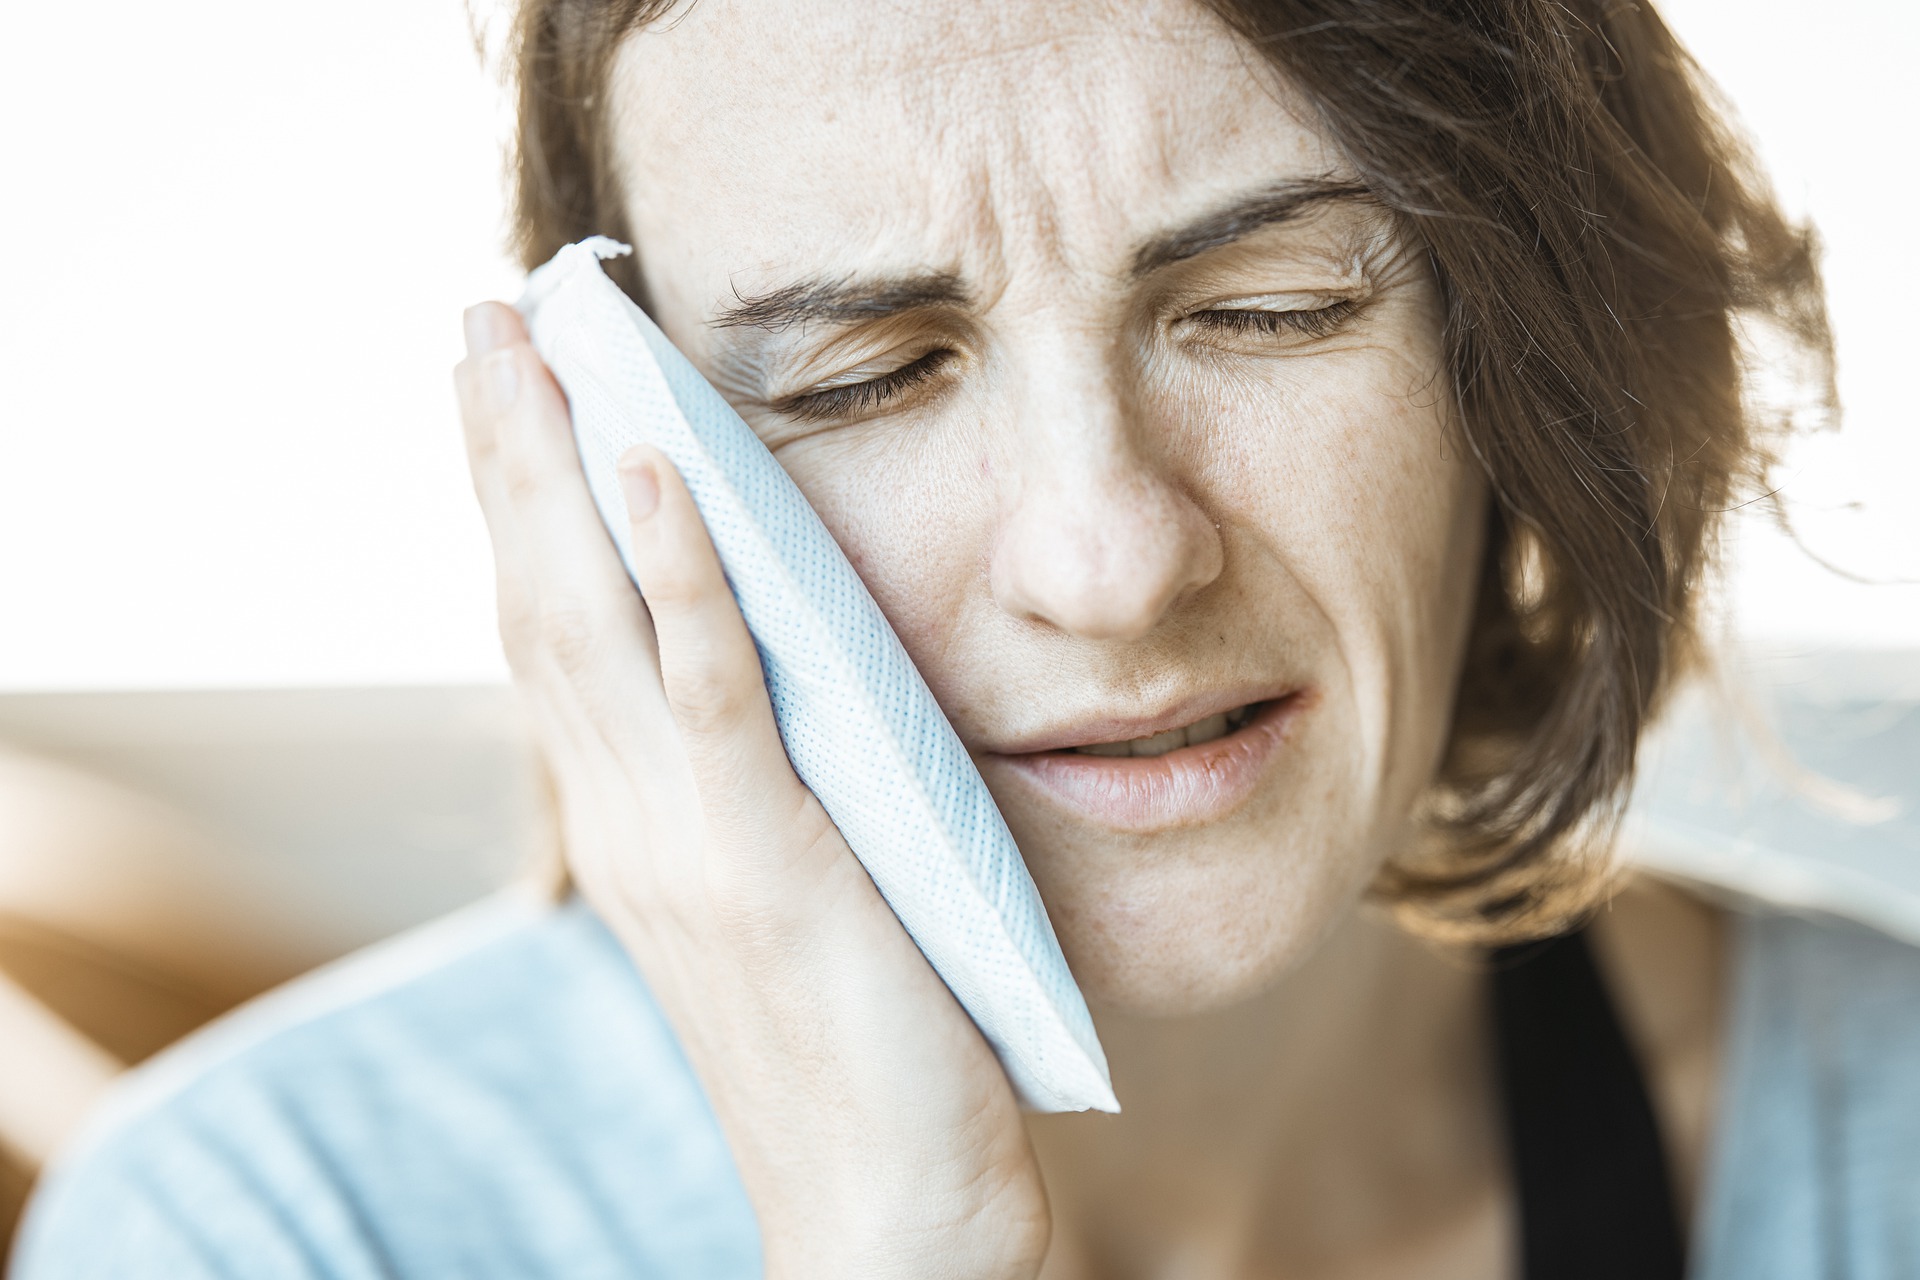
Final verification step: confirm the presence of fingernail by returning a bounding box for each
[620,457,659,522]
[484,348,519,407]
[464,304,507,357]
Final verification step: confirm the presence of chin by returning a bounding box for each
[1022,826,1384,1019]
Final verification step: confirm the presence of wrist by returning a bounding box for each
[758,1174,1050,1280]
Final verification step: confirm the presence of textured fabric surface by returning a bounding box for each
[11,894,761,1280]
[14,894,1920,1278]
[516,238,1112,1113]
[1693,912,1920,1280]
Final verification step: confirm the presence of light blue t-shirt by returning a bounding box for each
[12,894,761,1279]
[12,892,1920,1279]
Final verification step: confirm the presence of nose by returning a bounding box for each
[988,350,1224,641]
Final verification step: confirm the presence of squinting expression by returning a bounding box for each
[610,0,1487,1013]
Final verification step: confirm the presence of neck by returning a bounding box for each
[1027,905,1508,1280]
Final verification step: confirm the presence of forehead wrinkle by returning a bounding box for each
[899,35,1202,299]
[610,0,1350,343]
[882,0,1232,75]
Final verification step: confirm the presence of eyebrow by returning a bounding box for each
[711,271,969,331]
[706,177,1374,333]
[1128,178,1374,278]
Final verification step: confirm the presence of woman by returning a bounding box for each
[15,0,1918,1276]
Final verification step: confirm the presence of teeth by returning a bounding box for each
[1185,712,1230,746]
[1071,706,1252,757]
[1130,726,1190,757]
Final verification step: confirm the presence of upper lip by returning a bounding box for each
[982,683,1301,756]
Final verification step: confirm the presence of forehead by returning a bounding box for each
[608,0,1343,308]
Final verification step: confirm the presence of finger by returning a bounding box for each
[453,319,674,768]
[453,302,528,482]
[454,343,564,691]
[496,345,664,685]
[616,445,827,855]
[455,303,604,588]
[453,339,540,666]
[453,302,534,520]
[462,300,524,360]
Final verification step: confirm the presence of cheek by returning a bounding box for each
[1016,344,1480,1012]
[1196,337,1482,796]
[762,329,1483,1018]
[770,425,992,704]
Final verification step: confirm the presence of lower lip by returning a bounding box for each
[988,694,1309,832]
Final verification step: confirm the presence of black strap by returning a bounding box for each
[1490,927,1687,1280]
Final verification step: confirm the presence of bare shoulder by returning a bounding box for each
[1585,872,1727,1223]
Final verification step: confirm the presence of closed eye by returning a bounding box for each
[776,348,957,421]
[1188,297,1359,341]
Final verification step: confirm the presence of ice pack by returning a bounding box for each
[517,238,1117,1113]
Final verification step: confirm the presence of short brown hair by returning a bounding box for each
[504,0,1831,940]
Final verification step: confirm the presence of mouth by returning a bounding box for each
[983,691,1310,833]
[1062,701,1263,758]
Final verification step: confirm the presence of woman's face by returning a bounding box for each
[609,0,1486,1014]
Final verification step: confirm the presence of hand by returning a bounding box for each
[453,302,1049,1279]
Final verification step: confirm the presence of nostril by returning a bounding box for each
[991,549,1176,640]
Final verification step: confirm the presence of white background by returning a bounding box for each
[1,0,1915,692]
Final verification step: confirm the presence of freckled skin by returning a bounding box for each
[610,0,1486,1015]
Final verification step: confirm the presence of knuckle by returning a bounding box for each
[464,423,499,471]
[666,663,748,736]
[637,564,704,612]
[457,409,498,470]
[501,448,544,506]
[537,599,603,678]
